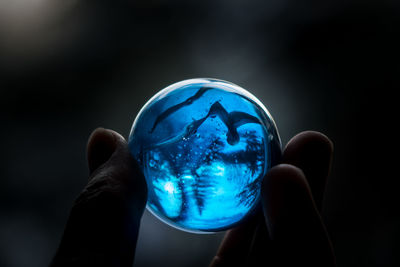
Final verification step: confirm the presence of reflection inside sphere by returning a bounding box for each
[129,78,280,233]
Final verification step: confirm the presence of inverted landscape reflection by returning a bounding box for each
[129,79,280,233]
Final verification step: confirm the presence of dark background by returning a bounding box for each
[0,1,398,266]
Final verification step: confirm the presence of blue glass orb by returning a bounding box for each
[128,78,281,233]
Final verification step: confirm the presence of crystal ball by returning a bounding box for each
[128,78,281,233]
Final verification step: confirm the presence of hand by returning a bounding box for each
[210,131,335,267]
[50,128,147,267]
[50,128,334,267]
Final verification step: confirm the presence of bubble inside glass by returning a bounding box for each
[128,78,281,233]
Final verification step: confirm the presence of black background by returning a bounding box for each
[1,1,398,266]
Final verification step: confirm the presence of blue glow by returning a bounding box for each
[129,78,281,233]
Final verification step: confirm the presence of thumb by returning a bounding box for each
[51,128,147,267]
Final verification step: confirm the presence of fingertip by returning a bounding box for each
[107,128,127,144]
[52,128,147,267]
[261,163,335,266]
[283,131,334,210]
[86,127,147,206]
[87,128,116,175]
[284,131,334,163]
[261,164,313,238]
[262,163,307,188]
[262,164,310,201]
[87,128,128,176]
[86,126,146,196]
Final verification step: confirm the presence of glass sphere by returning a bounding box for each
[128,78,281,233]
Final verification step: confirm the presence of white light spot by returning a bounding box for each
[215,165,225,176]
[164,181,175,194]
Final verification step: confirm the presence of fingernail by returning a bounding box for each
[87,128,117,175]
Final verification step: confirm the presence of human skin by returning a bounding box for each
[50,128,335,267]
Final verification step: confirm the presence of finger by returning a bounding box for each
[210,212,262,267]
[262,164,335,266]
[283,131,333,211]
[87,127,118,176]
[51,128,147,267]
[243,216,272,266]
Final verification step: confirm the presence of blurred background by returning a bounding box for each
[0,0,398,266]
